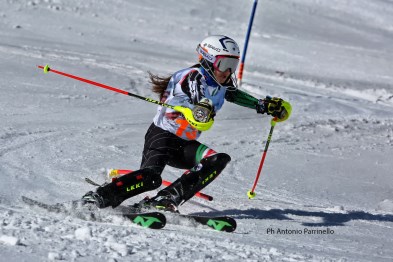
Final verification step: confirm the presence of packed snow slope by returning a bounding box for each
[1,0,393,261]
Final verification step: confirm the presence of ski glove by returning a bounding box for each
[192,98,215,123]
[256,96,288,120]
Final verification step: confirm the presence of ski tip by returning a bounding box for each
[21,195,33,202]
[21,196,37,206]
[21,196,28,202]
[43,64,50,73]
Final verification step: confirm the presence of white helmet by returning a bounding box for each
[197,35,240,74]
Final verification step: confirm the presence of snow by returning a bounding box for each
[1,0,393,261]
[377,199,393,213]
[0,235,20,246]
[75,227,92,241]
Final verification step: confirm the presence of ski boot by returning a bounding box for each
[81,190,107,208]
[81,183,118,208]
[137,194,179,213]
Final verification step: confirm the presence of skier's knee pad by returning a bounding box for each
[179,153,231,204]
[200,153,231,172]
[185,153,231,185]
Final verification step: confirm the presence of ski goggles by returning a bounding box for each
[197,45,239,72]
[213,55,239,72]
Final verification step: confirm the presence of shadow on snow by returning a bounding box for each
[192,208,393,227]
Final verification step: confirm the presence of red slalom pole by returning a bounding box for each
[109,169,213,201]
[247,118,277,199]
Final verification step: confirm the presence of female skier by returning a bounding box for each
[82,35,290,211]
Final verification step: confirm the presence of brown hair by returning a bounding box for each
[148,64,201,100]
[148,71,172,101]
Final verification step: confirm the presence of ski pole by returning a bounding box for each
[108,169,213,201]
[37,65,213,131]
[247,117,277,199]
[237,0,258,87]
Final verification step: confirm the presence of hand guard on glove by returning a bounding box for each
[192,98,215,123]
[256,96,288,120]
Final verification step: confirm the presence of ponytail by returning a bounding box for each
[148,65,201,100]
[148,72,172,101]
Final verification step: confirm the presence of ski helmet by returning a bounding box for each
[196,35,240,75]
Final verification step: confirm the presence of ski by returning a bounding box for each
[84,177,101,186]
[178,213,237,232]
[123,212,166,229]
[133,198,236,232]
[21,196,166,229]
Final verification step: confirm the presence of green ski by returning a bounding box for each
[179,214,236,232]
[124,212,166,229]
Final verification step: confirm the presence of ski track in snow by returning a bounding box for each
[1,0,393,261]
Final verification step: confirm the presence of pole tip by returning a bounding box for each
[247,190,256,199]
[43,64,50,73]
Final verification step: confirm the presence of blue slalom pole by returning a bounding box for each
[237,0,258,87]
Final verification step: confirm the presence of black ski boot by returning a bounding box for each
[81,191,107,208]
[81,168,162,209]
[81,182,120,208]
[138,194,179,213]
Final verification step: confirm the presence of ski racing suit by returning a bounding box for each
[95,65,260,208]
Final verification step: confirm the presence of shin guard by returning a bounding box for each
[96,168,162,208]
[157,153,231,205]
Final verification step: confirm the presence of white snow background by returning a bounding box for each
[1,0,393,261]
